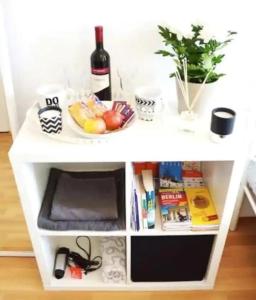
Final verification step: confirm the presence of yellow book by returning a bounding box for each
[185,187,219,230]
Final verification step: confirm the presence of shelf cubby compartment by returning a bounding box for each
[19,161,127,235]
[39,235,127,290]
[130,160,234,235]
[130,235,215,283]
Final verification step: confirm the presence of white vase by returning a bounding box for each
[176,78,216,116]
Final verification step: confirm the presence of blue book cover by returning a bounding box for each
[159,162,183,188]
[134,189,140,231]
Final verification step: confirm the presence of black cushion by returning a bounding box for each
[50,171,118,221]
[37,168,125,231]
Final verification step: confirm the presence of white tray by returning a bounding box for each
[26,102,135,144]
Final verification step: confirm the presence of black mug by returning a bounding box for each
[210,107,236,142]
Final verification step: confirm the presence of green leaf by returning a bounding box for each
[191,24,203,40]
[156,23,236,83]
[212,54,225,64]
[155,50,175,57]
[177,46,186,54]
[158,26,172,41]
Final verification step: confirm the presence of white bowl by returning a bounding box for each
[66,102,136,139]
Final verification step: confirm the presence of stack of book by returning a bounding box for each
[158,186,219,231]
[185,186,220,231]
[182,169,204,188]
[158,189,191,231]
[131,161,220,232]
[159,162,183,188]
[158,161,220,231]
[131,166,156,231]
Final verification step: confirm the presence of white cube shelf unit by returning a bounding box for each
[9,112,247,291]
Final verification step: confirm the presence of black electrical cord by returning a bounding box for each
[68,236,102,274]
[76,236,91,260]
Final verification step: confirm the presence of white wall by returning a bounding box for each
[3,0,256,124]
[0,75,9,132]
[0,2,19,137]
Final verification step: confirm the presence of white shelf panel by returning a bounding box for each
[9,107,248,163]
[37,228,127,237]
[49,271,127,291]
[127,279,212,291]
[130,229,219,236]
[46,278,211,291]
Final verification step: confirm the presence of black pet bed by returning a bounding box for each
[37,168,126,231]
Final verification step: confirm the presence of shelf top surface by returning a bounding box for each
[9,103,249,163]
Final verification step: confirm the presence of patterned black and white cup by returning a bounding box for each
[134,86,163,121]
[38,106,62,134]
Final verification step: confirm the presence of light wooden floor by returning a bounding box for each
[0,132,32,251]
[0,218,255,299]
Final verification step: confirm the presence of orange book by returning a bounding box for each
[133,162,159,177]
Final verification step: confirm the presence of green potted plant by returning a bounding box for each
[156,24,237,114]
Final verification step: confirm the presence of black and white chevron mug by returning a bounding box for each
[134,86,163,121]
[38,106,62,134]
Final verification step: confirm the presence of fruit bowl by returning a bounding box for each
[66,100,136,139]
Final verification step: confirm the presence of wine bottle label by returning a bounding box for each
[91,73,110,93]
[91,67,109,75]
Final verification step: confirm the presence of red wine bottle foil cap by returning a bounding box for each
[95,26,103,43]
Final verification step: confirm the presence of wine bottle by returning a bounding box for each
[90,26,112,100]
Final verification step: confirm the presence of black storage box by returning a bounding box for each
[131,235,214,282]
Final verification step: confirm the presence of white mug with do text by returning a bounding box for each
[37,84,66,109]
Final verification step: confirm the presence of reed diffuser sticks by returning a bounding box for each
[175,59,213,113]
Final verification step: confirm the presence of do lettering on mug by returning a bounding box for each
[45,97,59,106]
[37,84,66,109]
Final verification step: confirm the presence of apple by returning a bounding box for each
[83,117,106,134]
[103,110,123,130]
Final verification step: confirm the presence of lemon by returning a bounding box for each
[83,118,106,134]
